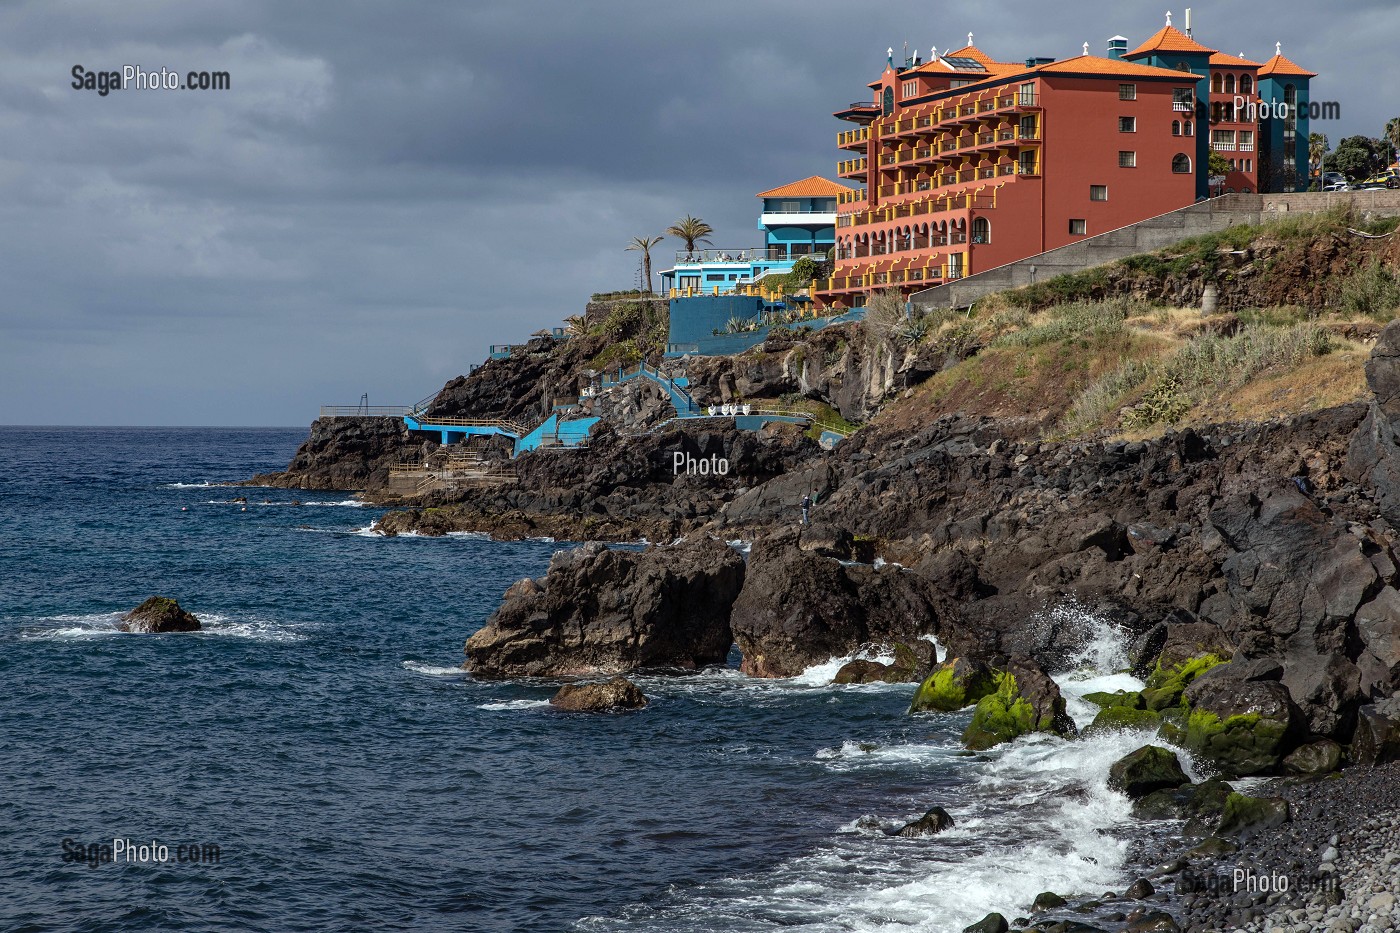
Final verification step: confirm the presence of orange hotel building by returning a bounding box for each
[819,17,1314,309]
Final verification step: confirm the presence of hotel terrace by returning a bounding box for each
[818,13,1314,308]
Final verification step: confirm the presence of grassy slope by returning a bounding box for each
[867,210,1399,441]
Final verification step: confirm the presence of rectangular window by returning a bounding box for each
[1211,129,1236,151]
[1090,185,1108,201]
[1018,82,1036,106]
[1118,151,1137,168]
[1119,116,1136,133]
[1119,83,1137,100]
[1239,131,1254,152]
[1172,88,1194,111]
[1069,219,1087,235]
[903,80,918,99]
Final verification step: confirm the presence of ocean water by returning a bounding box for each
[0,427,1176,933]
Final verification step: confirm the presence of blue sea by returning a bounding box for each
[0,427,1180,932]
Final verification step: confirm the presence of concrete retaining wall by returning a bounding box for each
[910,190,1400,310]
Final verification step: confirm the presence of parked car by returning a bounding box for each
[1357,170,1400,189]
[1321,171,1348,189]
[1324,182,1353,192]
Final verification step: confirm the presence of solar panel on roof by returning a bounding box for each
[941,57,985,71]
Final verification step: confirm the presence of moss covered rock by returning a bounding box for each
[1181,680,1294,776]
[910,657,997,713]
[1083,689,1145,710]
[1142,654,1227,710]
[1282,738,1342,775]
[961,657,1076,751]
[1085,706,1162,736]
[1108,745,1189,799]
[1214,792,1290,837]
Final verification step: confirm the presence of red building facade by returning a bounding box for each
[819,19,1313,308]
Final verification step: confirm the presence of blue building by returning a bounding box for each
[1254,44,1314,193]
[658,176,846,298]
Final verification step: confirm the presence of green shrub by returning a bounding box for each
[1059,357,1156,434]
[1335,260,1400,321]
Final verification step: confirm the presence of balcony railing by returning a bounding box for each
[1173,100,1195,112]
[838,157,867,175]
[837,127,870,148]
[673,248,789,263]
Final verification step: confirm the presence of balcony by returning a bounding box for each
[837,187,867,205]
[837,126,870,149]
[672,247,789,264]
[760,210,838,227]
[835,101,881,122]
[837,157,867,178]
[1173,99,1195,112]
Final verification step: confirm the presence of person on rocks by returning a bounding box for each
[801,492,812,526]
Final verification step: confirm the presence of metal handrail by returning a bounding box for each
[319,405,412,418]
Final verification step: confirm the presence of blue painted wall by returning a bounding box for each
[1257,75,1311,191]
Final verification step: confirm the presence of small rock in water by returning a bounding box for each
[961,912,1009,933]
[118,596,201,633]
[1125,878,1155,899]
[549,676,648,712]
[1032,891,1068,911]
[894,806,954,837]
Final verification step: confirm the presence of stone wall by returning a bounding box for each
[911,190,1400,310]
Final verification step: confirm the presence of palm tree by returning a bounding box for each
[1385,119,1400,165]
[625,235,664,294]
[667,215,714,259]
[563,314,588,337]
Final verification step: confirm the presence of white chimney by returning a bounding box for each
[1185,8,1192,37]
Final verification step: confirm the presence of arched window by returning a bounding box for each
[1241,74,1253,95]
[1225,74,1236,94]
[972,217,991,244]
[1176,61,1190,72]
[1184,120,1194,136]
[1211,73,1223,93]
[1172,153,1192,173]
[1172,120,1181,136]
[882,86,894,116]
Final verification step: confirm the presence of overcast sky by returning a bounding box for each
[2,0,1394,425]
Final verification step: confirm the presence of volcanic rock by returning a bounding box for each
[118,597,201,633]
[464,536,744,678]
[549,677,648,712]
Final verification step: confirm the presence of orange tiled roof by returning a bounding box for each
[1210,51,1262,67]
[946,45,997,67]
[1258,52,1316,77]
[1034,55,1205,78]
[756,176,849,199]
[1127,24,1216,57]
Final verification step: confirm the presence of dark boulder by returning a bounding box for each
[1282,738,1342,774]
[1213,792,1290,837]
[118,597,201,633]
[730,531,940,678]
[1178,676,1294,776]
[834,643,925,684]
[1108,746,1189,799]
[464,537,744,678]
[909,657,997,713]
[962,913,1009,933]
[1347,318,1400,521]
[962,656,1076,750]
[1356,586,1400,694]
[549,677,648,712]
[1352,701,1400,765]
[894,806,955,837]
